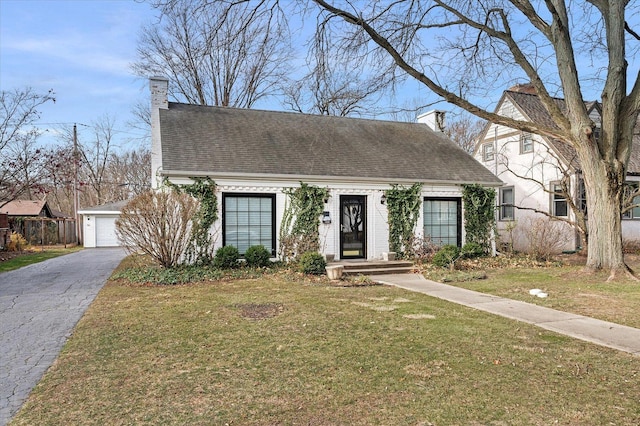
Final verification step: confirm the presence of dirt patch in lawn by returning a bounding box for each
[234,303,285,320]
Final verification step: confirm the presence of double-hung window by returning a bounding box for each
[482,143,494,162]
[499,187,514,220]
[223,193,276,255]
[551,183,568,217]
[520,132,533,153]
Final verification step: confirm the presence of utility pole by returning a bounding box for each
[73,124,80,245]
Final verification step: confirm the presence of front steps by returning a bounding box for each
[329,260,414,276]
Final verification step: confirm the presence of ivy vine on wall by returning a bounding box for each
[461,184,496,253]
[165,177,218,264]
[279,182,329,261]
[385,183,422,254]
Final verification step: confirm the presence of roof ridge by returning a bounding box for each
[167,102,429,127]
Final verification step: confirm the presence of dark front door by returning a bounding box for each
[340,195,366,259]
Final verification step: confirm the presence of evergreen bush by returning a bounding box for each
[244,245,271,268]
[298,252,326,275]
[213,245,240,269]
[432,245,461,268]
[461,242,485,258]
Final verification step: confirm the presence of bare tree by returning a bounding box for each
[56,115,151,209]
[104,147,152,200]
[0,87,55,207]
[310,0,640,278]
[445,113,485,154]
[42,145,76,215]
[134,0,291,108]
[282,12,396,116]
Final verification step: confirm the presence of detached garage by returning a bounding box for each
[79,200,128,248]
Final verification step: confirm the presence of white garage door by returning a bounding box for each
[95,216,120,247]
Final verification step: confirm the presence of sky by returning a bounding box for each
[0,0,159,147]
[0,0,433,148]
[2,1,638,150]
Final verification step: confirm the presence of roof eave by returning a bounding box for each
[160,170,503,187]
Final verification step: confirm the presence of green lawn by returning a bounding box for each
[431,255,640,329]
[10,269,640,425]
[0,247,81,273]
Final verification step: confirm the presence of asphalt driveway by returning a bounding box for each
[0,248,127,426]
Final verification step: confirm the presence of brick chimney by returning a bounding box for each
[150,77,169,188]
[150,76,169,110]
[417,110,446,132]
[509,82,537,94]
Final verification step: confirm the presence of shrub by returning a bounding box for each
[245,245,271,267]
[404,234,440,263]
[523,217,571,261]
[461,242,485,259]
[432,245,461,269]
[213,245,240,269]
[6,232,28,252]
[116,190,200,268]
[298,251,326,275]
[623,238,640,254]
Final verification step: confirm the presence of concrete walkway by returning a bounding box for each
[375,273,640,356]
[0,248,127,426]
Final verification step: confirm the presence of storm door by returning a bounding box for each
[340,195,366,259]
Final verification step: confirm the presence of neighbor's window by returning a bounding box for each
[551,183,568,217]
[520,132,533,153]
[423,198,461,247]
[577,178,587,216]
[499,187,514,220]
[623,182,640,219]
[482,143,494,162]
[223,193,275,255]
[593,126,601,143]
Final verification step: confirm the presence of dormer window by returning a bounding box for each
[520,132,533,153]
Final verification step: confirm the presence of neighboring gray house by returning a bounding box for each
[150,77,501,260]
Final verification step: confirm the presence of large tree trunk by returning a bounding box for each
[578,141,629,278]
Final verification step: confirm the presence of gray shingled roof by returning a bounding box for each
[159,103,502,185]
[505,90,640,173]
[78,200,129,213]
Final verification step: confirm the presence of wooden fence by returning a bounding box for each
[10,218,77,247]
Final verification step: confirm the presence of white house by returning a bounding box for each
[150,77,501,260]
[474,83,640,253]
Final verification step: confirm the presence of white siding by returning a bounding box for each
[166,176,478,260]
[476,98,579,253]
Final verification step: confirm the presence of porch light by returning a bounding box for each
[381,194,387,205]
[322,211,331,224]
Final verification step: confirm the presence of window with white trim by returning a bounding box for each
[482,143,494,162]
[551,183,568,217]
[223,193,276,255]
[499,187,514,220]
[520,132,533,153]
